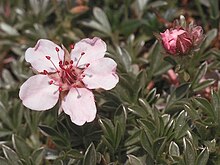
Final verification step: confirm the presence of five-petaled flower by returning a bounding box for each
[19,37,119,126]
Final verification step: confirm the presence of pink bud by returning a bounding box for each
[160,29,192,55]
[191,26,203,46]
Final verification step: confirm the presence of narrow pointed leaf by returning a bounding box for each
[169,141,180,156]
[196,148,209,165]
[127,155,144,165]
[83,143,96,165]
[12,134,32,159]
[183,138,196,165]
[2,145,19,165]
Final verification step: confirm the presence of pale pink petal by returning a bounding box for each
[170,29,186,39]
[70,37,106,67]
[167,69,179,85]
[192,26,203,45]
[62,88,96,126]
[169,39,177,54]
[161,30,171,51]
[161,29,187,55]
[25,39,64,72]
[19,74,59,110]
[82,58,119,90]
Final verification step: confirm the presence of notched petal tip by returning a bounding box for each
[83,37,106,48]
[24,39,65,72]
[70,37,107,66]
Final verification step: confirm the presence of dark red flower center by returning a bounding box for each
[42,47,91,92]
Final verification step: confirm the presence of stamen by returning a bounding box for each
[63,74,72,85]
[44,49,87,91]
[45,56,51,60]
[56,47,62,61]
[49,80,53,85]
[43,70,48,75]
[59,64,65,70]
[45,56,59,72]
[77,63,90,68]
[75,84,81,88]
[70,44,75,49]
[76,52,85,67]
[63,71,76,84]
[75,88,81,98]
[55,47,59,52]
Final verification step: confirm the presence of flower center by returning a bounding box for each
[43,47,90,92]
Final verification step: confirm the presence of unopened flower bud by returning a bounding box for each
[191,26,203,46]
[160,29,192,55]
[160,16,204,56]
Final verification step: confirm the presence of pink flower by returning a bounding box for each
[19,37,119,125]
[160,28,192,55]
[191,26,203,46]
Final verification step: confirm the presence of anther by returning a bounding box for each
[59,64,65,69]
[45,56,61,77]
[76,53,85,67]
[86,63,90,67]
[59,61,62,65]
[59,87,62,92]
[43,70,48,75]
[70,60,73,64]
[45,56,51,60]
[49,80,53,85]
[65,61,69,65]
[55,47,59,52]
[70,44,75,49]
